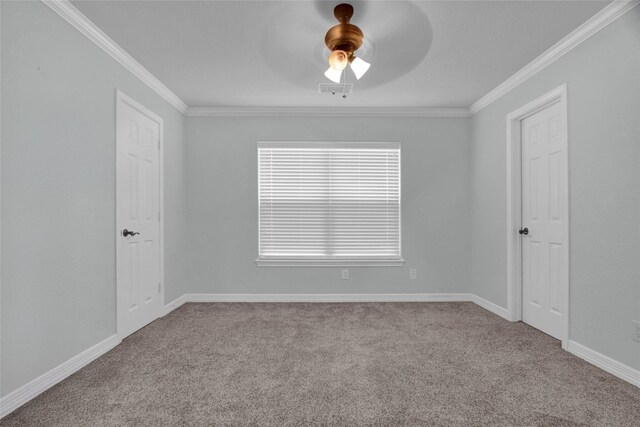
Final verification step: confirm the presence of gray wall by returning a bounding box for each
[470,8,640,370]
[1,1,187,396]
[2,0,638,403]
[185,117,471,295]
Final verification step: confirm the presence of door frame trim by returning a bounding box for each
[115,90,165,341]
[505,83,569,349]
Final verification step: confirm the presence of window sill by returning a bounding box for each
[255,258,405,267]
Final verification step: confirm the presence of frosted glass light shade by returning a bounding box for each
[324,66,342,83]
[350,57,370,80]
[328,50,349,71]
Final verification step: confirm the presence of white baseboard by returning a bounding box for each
[0,334,120,418]
[184,292,475,303]
[162,294,188,316]
[161,293,511,316]
[470,294,511,321]
[567,340,640,389]
[5,296,636,420]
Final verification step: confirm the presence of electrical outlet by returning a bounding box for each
[342,269,350,280]
[409,269,417,280]
[633,320,640,343]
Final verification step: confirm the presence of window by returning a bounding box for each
[257,142,402,266]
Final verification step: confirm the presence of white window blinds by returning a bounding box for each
[258,142,402,266]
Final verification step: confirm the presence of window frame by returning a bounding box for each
[256,141,404,267]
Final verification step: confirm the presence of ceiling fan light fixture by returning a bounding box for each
[328,50,349,71]
[323,3,370,85]
[350,57,370,80]
[324,66,342,83]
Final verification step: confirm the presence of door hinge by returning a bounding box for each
[158,282,162,293]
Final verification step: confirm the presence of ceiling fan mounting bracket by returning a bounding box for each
[333,3,354,23]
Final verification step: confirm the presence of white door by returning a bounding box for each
[116,93,162,339]
[521,101,566,340]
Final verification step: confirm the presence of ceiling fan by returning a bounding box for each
[323,3,370,83]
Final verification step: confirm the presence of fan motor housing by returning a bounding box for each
[324,23,364,56]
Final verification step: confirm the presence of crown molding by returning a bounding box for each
[186,106,471,118]
[41,0,638,118]
[42,0,467,119]
[468,0,640,115]
[42,0,188,114]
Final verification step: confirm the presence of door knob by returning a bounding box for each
[519,227,529,236]
[122,229,140,237]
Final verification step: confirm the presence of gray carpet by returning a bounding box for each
[2,302,640,426]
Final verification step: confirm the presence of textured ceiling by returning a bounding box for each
[72,0,609,108]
